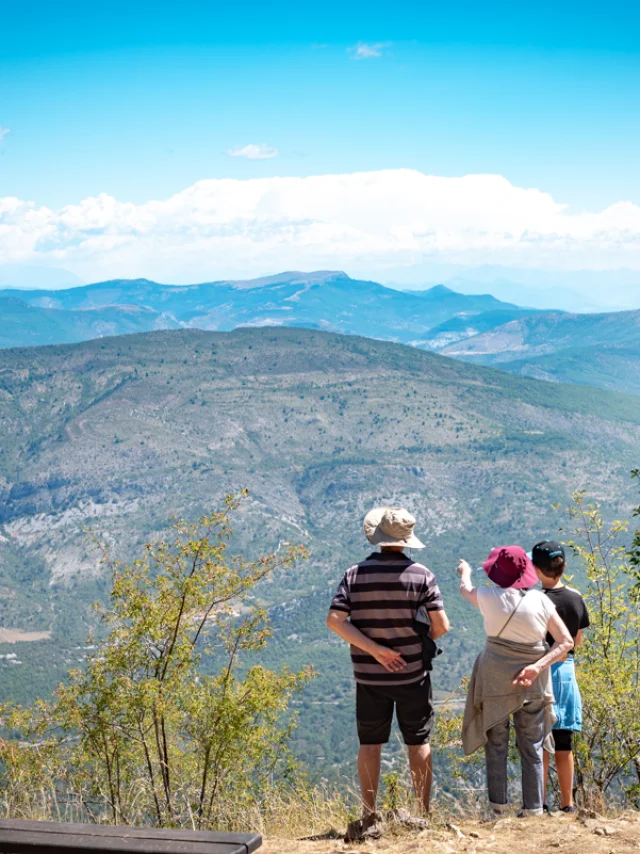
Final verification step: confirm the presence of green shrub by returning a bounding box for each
[0,493,311,828]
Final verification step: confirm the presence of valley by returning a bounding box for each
[0,327,639,772]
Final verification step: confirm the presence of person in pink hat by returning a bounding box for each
[457,546,573,817]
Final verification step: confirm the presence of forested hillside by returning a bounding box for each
[442,310,640,394]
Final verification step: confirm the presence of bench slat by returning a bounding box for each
[0,823,260,851]
[0,830,241,854]
[0,821,261,854]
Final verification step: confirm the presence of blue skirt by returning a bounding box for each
[551,659,582,731]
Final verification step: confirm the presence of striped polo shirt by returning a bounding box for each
[330,551,444,686]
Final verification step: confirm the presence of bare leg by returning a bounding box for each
[408,743,433,814]
[555,751,574,809]
[543,748,551,805]
[358,744,382,815]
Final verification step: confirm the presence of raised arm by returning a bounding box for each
[457,559,479,607]
[326,609,407,673]
[513,611,574,687]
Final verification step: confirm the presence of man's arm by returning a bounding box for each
[326,609,407,673]
[428,609,450,639]
[419,567,450,638]
[574,628,584,648]
[457,559,479,607]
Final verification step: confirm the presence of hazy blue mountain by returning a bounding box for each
[0,264,84,289]
[0,296,179,348]
[401,283,519,313]
[418,308,542,350]
[441,277,602,312]
[0,272,523,348]
[390,263,640,311]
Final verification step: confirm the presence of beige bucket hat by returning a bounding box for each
[363,506,425,549]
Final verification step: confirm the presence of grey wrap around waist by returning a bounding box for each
[462,637,557,756]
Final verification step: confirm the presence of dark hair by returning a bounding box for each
[537,555,566,579]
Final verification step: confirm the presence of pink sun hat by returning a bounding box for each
[482,545,538,590]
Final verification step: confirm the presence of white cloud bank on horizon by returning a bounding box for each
[1,169,640,284]
[227,144,279,159]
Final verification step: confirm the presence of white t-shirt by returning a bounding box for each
[477,586,556,643]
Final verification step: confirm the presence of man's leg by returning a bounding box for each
[356,683,394,816]
[408,743,433,813]
[396,676,435,813]
[358,744,383,815]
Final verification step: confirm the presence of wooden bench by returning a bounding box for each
[0,820,262,854]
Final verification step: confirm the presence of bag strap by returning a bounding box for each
[496,590,528,639]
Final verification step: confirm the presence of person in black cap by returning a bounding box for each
[531,541,590,813]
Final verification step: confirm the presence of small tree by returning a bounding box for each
[560,486,640,806]
[0,493,311,828]
[629,469,640,583]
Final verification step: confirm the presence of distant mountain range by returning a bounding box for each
[0,296,179,347]
[1,270,639,394]
[0,272,525,347]
[0,264,83,289]
[392,263,640,311]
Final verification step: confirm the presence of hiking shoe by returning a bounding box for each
[344,818,363,843]
[386,808,429,830]
[362,812,384,839]
[560,806,576,814]
[344,812,383,843]
[543,804,550,814]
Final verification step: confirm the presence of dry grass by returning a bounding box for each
[263,810,640,854]
[1,779,639,854]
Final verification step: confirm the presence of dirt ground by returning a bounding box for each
[263,811,640,854]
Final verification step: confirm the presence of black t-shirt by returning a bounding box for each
[543,586,590,655]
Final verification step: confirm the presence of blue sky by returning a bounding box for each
[1,0,640,295]
[3,0,639,208]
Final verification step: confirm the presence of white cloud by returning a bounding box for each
[0,127,10,143]
[1,170,640,283]
[227,144,279,160]
[349,42,391,60]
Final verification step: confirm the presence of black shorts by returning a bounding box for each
[552,729,574,751]
[356,676,434,746]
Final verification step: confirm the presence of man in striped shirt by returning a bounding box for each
[327,507,449,831]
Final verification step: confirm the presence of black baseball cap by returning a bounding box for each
[531,541,566,570]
